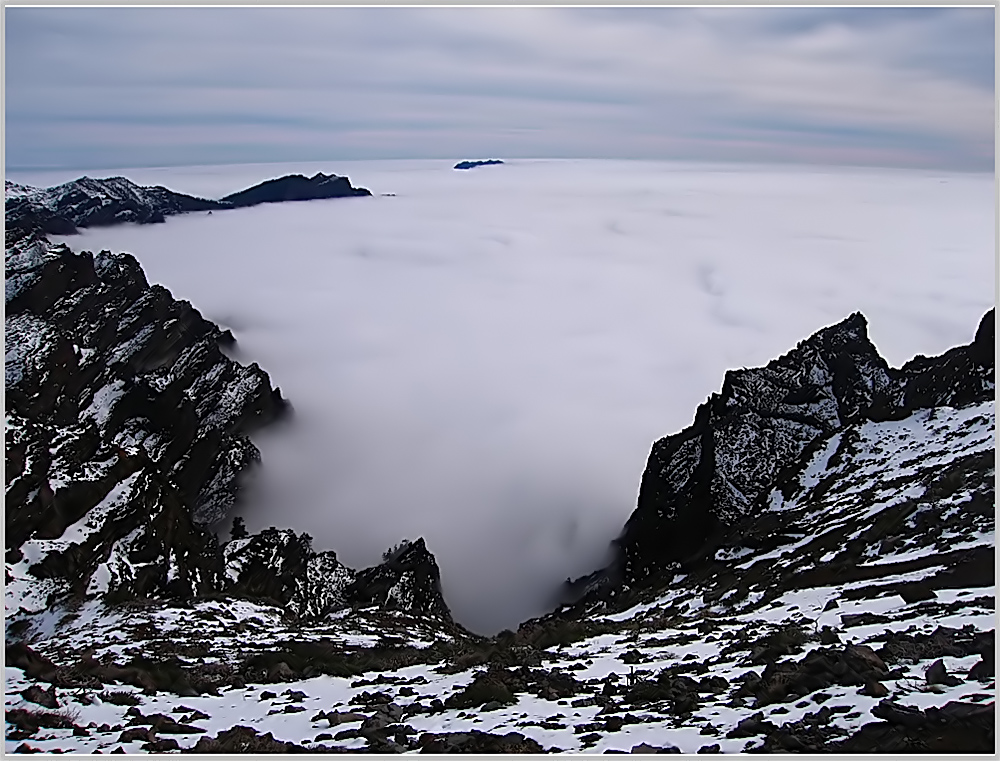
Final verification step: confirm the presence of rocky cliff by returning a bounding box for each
[609,309,994,590]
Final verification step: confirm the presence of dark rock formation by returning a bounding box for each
[5,222,289,612]
[600,309,994,590]
[346,538,453,622]
[835,700,996,753]
[453,159,504,170]
[220,530,452,622]
[219,172,371,207]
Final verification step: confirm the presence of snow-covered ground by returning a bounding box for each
[7,158,993,635]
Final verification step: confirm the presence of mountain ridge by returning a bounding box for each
[4,171,371,237]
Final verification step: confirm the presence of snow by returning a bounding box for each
[80,380,126,429]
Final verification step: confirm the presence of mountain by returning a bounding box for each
[596,310,994,593]
[454,159,504,170]
[219,172,371,206]
[3,202,993,752]
[5,171,371,237]
[5,178,226,236]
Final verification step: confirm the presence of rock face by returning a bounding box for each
[219,172,371,206]
[4,208,453,630]
[611,310,995,589]
[5,178,225,236]
[453,159,504,170]
[221,531,451,623]
[5,222,288,612]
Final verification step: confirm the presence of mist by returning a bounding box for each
[25,158,993,635]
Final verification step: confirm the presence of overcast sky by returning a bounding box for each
[4,6,995,171]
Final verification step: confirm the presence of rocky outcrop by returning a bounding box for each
[222,528,354,620]
[606,309,994,590]
[4,302,993,753]
[453,159,504,170]
[346,538,453,622]
[219,172,371,206]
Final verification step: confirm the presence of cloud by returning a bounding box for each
[4,7,994,170]
[34,159,994,634]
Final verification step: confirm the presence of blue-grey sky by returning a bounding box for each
[4,6,995,171]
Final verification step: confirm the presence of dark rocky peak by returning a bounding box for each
[347,538,453,622]
[604,309,994,592]
[454,159,504,170]
[219,172,371,207]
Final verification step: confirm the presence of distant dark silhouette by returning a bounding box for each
[454,159,504,170]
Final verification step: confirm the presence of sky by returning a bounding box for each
[4,6,995,171]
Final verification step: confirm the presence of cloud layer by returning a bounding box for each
[5,7,994,170]
[22,158,994,634]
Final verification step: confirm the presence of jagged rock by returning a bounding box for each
[416,729,544,753]
[187,725,317,753]
[630,742,681,753]
[925,659,962,687]
[755,644,888,706]
[598,309,994,589]
[346,538,453,620]
[223,528,353,618]
[839,700,995,752]
[5,228,289,616]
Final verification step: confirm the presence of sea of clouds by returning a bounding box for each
[14,158,993,634]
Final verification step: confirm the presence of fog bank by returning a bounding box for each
[34,159,994,634]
